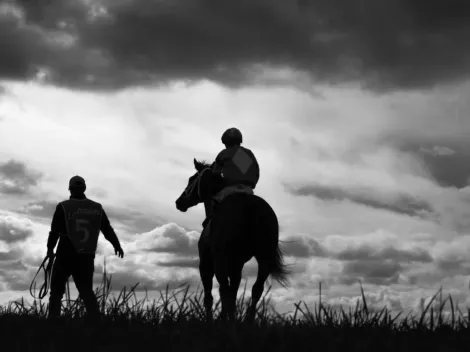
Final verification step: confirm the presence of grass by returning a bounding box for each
[1,267,470,352]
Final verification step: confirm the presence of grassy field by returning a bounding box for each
[1,269,469,352]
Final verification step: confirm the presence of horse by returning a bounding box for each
[175,158,290,321]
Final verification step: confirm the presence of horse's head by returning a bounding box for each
[175,158,214,212]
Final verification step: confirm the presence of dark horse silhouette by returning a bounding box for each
[175,158,290,321]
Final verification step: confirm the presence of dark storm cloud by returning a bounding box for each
[0,160,43,195]
[283,235,327,258]
[334,246,433,263]
[278,233,433,272]
[287,183,434,218]
[0,251,19,261]
[340,259,402,286]
[400,142,470,189]
[2,0,470,91]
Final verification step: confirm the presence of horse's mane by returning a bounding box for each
[196,159,212,168]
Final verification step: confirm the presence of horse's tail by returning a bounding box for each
[269,240,291,289]
[252,195,291,288]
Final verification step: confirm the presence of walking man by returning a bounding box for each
[46,175,124,321]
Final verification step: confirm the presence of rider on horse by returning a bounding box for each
[201,128,260,240]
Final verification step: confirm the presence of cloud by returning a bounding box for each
[0,159,43,195]
[0,213,35,243]
[104,206,166,234]
[334,245,432,263]
[430,236,470,275]
[340,259,402,286]
[17,200,57,218]
[15,199,163,235]
[282,235,327,258]
[93,260,201,292]
[92,269,158,292]
[420,146,456,157]
[133,223,199,256]
[333,287,405,313]
[287,183,434,218]
[156,258,199,269]
[0,250,22,262]
[407,143,470,189]
[284,231,438,287]
[2,0,470,92]
[0,261,31,291]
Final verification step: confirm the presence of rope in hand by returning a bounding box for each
[30,255,55,300]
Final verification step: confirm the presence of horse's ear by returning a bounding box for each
[193,158,200,170]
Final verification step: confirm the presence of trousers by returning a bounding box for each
[47,253,100,319]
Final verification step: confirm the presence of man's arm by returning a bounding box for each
[46,204,64,255]
[100,209,122,250]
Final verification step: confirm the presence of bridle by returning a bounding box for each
[184,167,211,202]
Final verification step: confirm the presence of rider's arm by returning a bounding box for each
[254,163,260,188]
[244,148,260,188]
[212,150,225,176]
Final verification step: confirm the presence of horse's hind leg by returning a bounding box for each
[246,260,270,322]
[198,239,214,322]
[215,269,231,321]
[227,264,243,320]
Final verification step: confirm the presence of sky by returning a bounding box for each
[1,0,470,316]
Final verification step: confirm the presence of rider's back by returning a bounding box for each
[214,146,260,189]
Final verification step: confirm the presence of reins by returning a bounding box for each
[29,255,55,300]
[185,167,211,201]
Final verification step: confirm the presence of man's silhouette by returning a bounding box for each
[46,175,124,321]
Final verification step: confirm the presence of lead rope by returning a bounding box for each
[30,255,55,300]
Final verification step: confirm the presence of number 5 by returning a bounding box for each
[76,219,90,243]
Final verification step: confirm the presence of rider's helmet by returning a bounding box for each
[221,128,243,147]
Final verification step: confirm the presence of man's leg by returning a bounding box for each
[201,198,221,243]
[201,218,212,245]
[48,256,72,320]
[72,254,100,321]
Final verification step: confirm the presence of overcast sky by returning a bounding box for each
[1,0,470,315]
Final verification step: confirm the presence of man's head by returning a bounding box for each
[221,127,243,148]
[68,175,86,195]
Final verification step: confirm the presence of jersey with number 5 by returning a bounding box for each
[61,199,103,254]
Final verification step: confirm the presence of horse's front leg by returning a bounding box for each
[198,239,214,322]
